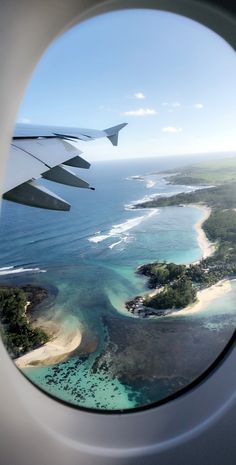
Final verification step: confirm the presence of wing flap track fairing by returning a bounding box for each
[3,180,70,211]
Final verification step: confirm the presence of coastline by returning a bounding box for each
[15,316,83,369]
[170,279,232,317]
[185,204,216,261]
[11,192,230,365]
[125,203,228,318]
[146,205,225,316]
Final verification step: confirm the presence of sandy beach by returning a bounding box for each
[13,204,226,367]
[141,205,227,317]
[147,287,164,298]
[186,204,216,261]
[15,316,82,369]
[170,279,232,317]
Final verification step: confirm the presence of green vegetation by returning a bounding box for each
[144,277,196,310]
[135,181,236,210]
[127,157,236,316]
[137,236,236,312]
[138,262,186,288]
[204,209,236,243]
[166,156,236,185]
[168,175,206,185]
[0,286,48,358]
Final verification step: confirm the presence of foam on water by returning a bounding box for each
[125,184,208,210]
[146,180,156,188]
[109,238,125,249]
[0,266,46,275]
[1,157,233,411]
[125,175,145,181]
[88,210,158,245]
[88,234,110,243]
[125,193,162,210]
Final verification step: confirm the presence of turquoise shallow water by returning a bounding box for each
[0,155,236,410]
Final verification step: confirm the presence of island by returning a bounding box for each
[126,157,236,317]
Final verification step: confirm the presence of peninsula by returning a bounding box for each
[0,285,49,358]
[126,156,236,317]
[0,283,83,368]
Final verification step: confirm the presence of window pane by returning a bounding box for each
[1,9,236,411]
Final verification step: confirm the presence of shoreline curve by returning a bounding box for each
[15,316,82,369]
[186,204,217,262]
[170,279,232,317]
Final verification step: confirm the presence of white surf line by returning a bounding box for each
[146,180,156,188]
[124,193,162,210]
[88,210,158,245]
[125,175,145,181]
[108,239,124,249]
[0,266,47,275]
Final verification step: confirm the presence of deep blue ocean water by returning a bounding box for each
[0,154,236,410]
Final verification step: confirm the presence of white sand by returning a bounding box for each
[185,204,216,261]
[144,206,228,317]
[147,287,164,298]
[15,318,82,369]
[170,280,232,317]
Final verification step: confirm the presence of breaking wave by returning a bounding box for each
[125,175,145,182]
[146,180,156,189]
[0,266,47,276]
[88,210,158,246]
[125,184,208,210]
[125,193,162,210]
[108,236,131,250]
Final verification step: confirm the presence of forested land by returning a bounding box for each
[165,156,236,185]
[126,158,236,316]
[0,286,48,358]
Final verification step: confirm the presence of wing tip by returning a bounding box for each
[104,123,128,146]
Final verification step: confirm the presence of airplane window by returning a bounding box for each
[0,9,236,412]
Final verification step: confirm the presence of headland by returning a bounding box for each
[126,158,236,318]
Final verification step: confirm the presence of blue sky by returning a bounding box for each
[17,9,236,160]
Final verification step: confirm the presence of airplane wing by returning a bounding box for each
[2,122,127,211]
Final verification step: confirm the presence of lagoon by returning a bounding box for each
[0,155,235,410]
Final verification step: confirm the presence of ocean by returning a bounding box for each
[0,154,236,411]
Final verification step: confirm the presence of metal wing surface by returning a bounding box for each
[3,122,127,211]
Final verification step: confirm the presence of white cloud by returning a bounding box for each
[172,102,181,108]
[162,102,181,108]
[194,103,204,109]
[123,108,157,117]
[134,92,146,100]
[162,126,183,133]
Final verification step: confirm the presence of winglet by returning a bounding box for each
[104,123,127,146]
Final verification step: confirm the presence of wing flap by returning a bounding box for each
[13,138,80,168]
[3,140,91,193]
[4,145,43,193]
